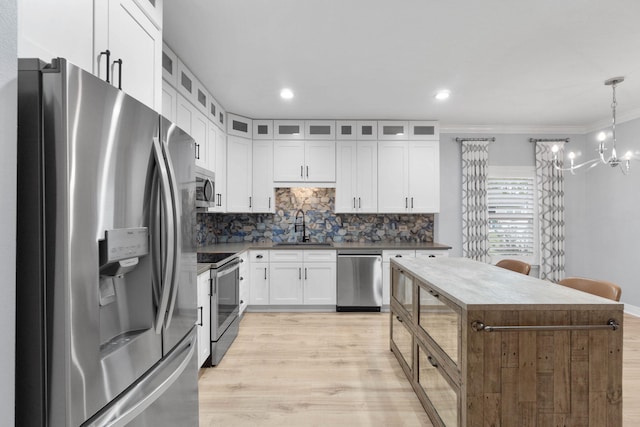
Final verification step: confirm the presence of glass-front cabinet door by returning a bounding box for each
[417,342,459,427]
[418,285,461,366]
[391,313,413,373]
[392,267,414,318]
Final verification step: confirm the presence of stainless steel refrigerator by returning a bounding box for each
[16,58,199,426]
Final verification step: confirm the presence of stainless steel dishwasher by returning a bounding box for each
[337,250,383,312]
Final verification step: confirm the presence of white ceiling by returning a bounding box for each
[163,0,640,131]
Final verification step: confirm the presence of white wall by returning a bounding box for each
[436,127,640,307]
[0,0,17,424]
[576,118,640,307]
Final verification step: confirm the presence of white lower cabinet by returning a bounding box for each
[250,252,270,305]
[196,270,211,367]
[265,250,336,306]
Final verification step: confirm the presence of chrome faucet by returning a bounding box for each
[294,209,309,242]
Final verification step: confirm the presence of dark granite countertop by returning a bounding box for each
[197,241,451,256]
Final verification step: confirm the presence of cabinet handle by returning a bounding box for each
[217,194,222,206]
[195,143,200,159]
[428,255,436,258]
[249,196,252,208]
[304,268,307,280]
[99,50,111,83]
[268,197,271,209]
[300,165,303,178]
[396,315,403,323]
[428,289,439,298]
[256,254,263,259]
[405,197,408,208]
[395,254,402,258]
[427,355,438,368]
[358,197,361,208]
[240,276,244,281]
[411,197,414,209]
[353,197,356,209]
[114,58,123,90]
[197,306,203,326]
[264,267,267,280]
[299,268,301,280]
[306,166,309,178]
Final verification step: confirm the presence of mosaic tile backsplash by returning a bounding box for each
[196,188,434,246]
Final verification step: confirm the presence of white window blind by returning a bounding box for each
[487,166,538,264]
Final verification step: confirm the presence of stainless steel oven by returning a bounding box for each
[209,253,240,366]
[195,166,216,209]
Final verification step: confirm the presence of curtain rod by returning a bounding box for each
[454,137,496,142]
[529,138,570,143]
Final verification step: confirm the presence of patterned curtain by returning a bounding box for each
[461,141,490,262]
[535,141,565,282]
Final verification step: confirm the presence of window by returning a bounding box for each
[487,166,539,265]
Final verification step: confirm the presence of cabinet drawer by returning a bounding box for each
[250,250,269,263]
[418,285,460,367]
[392,267,414,318]
[415,249,449,259]
[269,250,303,263]
[417,343,459,427]
[303,250,336,263]
[383,250,415,263]
[391,313,413,372]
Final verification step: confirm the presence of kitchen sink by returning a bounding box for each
[273,242,334,247]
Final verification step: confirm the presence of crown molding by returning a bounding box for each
[439,123,586,135]
[584,108,640,134]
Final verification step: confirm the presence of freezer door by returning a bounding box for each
[160,116,198,354]
[83,326,199,427]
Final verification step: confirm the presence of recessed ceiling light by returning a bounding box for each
[280,88,294,99]
[435,90,451,100]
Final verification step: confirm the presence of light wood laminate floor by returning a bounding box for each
[198,312,640,426]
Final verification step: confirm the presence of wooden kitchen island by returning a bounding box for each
[390,257,623,427]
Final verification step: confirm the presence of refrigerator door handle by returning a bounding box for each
[82,327,197,427]
[162,138,182,329]
[152,137,176,334]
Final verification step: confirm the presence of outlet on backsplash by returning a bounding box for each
[196,188,434,246]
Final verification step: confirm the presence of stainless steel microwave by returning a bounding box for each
[195,166,217,209]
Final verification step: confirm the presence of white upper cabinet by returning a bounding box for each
[409,121,439,140]
[176,59,196,101]
[226,135,253,212]
[194,80,210,116]
[356,121,378,140]
[95,0,162,111]
[18,0,94,73]
[273,140,335,183]
[252,141,275,213]
[274,120,305,139]
[161,42,178,87]
[131,0,162,29]
[335,141,377,213]
[209,125,227,212]
[227,113,253,139]
[336,121,357,140]
[253,120,274,139]
[408,141,440,212]
[176,93,209,170]
[161,80,177,122]
[378,121,409,140]
[377,140,440,213]
[305,121,335,140]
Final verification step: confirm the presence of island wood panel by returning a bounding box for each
[390,258,624,427]
[464,309,623,426]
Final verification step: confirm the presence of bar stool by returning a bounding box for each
[495,259,531,275]
[558,277,622,301]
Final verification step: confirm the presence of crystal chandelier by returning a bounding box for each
[552,77,634,175]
